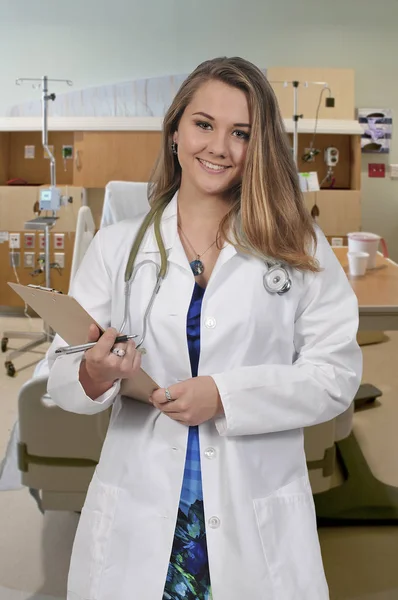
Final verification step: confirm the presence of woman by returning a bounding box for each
[47,57,362,600]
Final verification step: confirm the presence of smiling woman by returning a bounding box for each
[46,56,362,600]
[149,57,320,276]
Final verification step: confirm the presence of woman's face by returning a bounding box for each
[173,79,251,199]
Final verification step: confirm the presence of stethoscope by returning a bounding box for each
[120,204,291,349]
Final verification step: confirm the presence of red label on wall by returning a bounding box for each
[368,163,385,178]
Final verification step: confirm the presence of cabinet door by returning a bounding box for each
[304,190,361,236]
[73,131,162,187]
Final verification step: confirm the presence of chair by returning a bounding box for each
[15,182,150,511]
[100,180,149,228]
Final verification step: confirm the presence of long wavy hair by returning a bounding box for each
[148,57,319,272]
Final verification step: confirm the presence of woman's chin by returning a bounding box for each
[194,178,232,198]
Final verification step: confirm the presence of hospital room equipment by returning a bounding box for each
[2,76,74,377]
[269,79,335,166]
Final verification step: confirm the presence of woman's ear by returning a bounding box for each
[173,131,179,144]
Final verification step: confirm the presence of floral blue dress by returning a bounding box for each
[163,283,212,600]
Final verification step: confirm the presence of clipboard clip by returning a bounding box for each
[27,284,63,294]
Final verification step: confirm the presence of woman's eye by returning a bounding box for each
[196,121,212,130]
[233,130,250,140]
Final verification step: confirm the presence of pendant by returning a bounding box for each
[190,259,204,276]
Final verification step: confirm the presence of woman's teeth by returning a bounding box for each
[199,159,228,171]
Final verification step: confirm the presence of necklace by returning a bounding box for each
[178,224,217,276]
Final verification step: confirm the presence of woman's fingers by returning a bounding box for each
[87,324,101,342]
[151,385,182,405]
[119,340,140,375]
[93,328,119,359]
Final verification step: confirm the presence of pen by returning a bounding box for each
[55,334,138,355]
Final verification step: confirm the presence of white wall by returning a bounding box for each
[1,0,398,255]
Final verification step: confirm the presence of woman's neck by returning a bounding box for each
[177,180,231,229]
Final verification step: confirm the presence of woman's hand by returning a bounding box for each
[79,324,141,399]
[150,376,224,426]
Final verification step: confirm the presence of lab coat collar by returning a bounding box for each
[140,193,178,253]
[139,192,237,274]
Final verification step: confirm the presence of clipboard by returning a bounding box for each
[8,282,158,403]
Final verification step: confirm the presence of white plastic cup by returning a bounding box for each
[347,251,369,276]
[347,232,388,269]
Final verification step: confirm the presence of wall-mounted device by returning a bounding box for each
[9,233,21,249]
[324,147,339,167]
[39,187,62,212]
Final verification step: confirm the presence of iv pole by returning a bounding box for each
[269,80,335,166]
[15,76,73,288]
[2,76,72,377]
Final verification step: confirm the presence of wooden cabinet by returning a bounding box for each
[0,131,74,186]
[303,190,361,237]
[73,131,162,187]
[0,130,162,188]
[293,134,361,192]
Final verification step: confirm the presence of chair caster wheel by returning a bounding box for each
[1,337,8,352]
[5,361,16,377]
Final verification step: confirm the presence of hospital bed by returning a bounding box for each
[12,181,349,511]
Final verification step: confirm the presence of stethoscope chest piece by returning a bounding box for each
[263,264,291,295]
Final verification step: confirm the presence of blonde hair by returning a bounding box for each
[148,56,319,272]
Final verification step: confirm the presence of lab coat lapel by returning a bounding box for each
[139,194,192,274]
[139,192,238,276]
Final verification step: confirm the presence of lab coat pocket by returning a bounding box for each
[253,475,329,600]
[68,470,120,600]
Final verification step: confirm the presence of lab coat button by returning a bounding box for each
[205,317,217,329]
[208,516,220,529]
[204,447,216,459]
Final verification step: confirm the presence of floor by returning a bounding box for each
[0,315,397,599]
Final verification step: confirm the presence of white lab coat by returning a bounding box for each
[47,194,362,600]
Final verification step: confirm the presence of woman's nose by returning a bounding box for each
[207,132,228,158]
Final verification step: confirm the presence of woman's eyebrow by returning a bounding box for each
[192,111,215,120]
[192,111,251,128]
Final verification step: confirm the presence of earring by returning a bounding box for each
[171,142,178,155]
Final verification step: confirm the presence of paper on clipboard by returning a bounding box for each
[8,282,158,403]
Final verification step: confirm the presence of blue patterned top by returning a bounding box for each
[163,283,212,600]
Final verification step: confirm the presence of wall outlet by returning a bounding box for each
[390,164,398,179]
[9,251,20,267]
[54,252,65,268]
[24,233,35,249]
[9,233,20,249]
[331,237,344,247]
[53,233,65,250]
[24,252,35,268]
[325,147,339,167]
